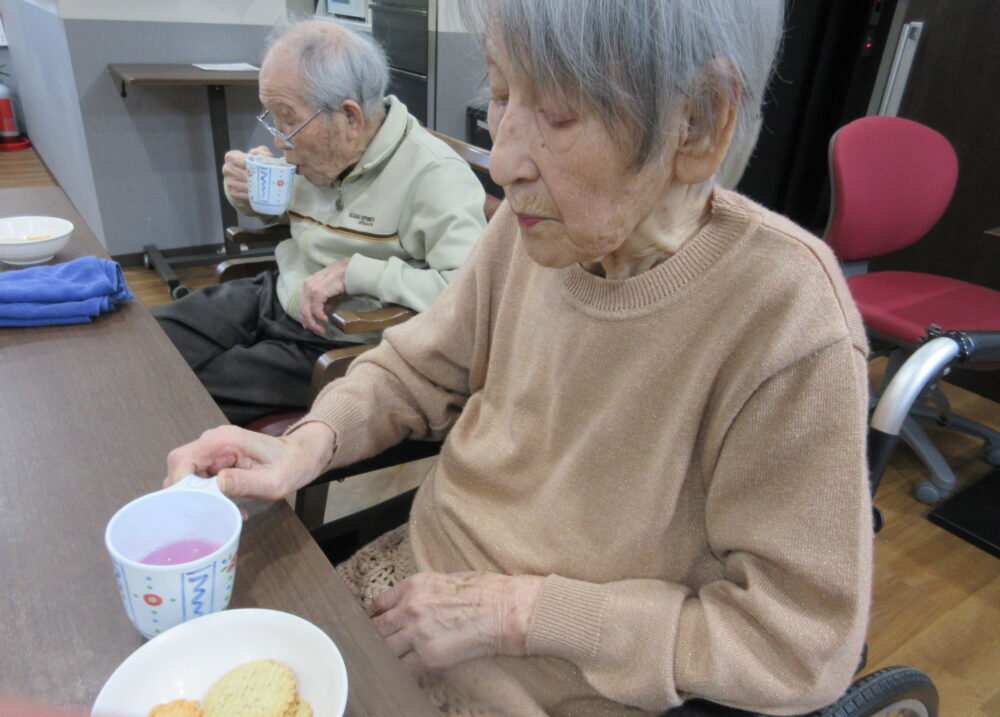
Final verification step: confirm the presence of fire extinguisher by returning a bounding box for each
[0,81,30,150]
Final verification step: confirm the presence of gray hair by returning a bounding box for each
[459,0,783,176]
[267,19,390,121]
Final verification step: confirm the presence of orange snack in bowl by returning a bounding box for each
[147,658,311,717]
[147,698,203,717]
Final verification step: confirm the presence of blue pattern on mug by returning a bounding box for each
[181,562,217,621]
[111,559,136,625]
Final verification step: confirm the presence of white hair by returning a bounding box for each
[267,19,390,122]
[459,0,783,175]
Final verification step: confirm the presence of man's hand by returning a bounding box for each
[163,422,335,500]
[299,258,352,336]
[372,572,544,675]
[222,145,274,202]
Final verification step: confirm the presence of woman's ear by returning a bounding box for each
[673,60,741,185]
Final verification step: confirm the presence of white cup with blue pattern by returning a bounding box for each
[105,475,242,639]
[246,154,296,215]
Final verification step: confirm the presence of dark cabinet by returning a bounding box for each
[371,2,428,74]
[370,0,430,125]
[388,67,427,123]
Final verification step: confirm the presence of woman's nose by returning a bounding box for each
[488,108,538,189]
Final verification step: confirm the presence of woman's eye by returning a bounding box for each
[542,112,575,129]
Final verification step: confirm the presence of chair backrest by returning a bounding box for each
[824,116,958,262]
[428,128,492,175]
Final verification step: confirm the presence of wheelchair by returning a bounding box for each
[306,329,1000,717]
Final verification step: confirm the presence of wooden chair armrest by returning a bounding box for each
[311,344,374,398]
[329,305,417,334]
[216,256,278,283]
[224,224,290,251]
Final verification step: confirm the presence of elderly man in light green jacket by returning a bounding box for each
[154,19,486,425]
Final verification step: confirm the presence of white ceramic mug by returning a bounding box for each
[105,475,242,639]
[246,154,296,215]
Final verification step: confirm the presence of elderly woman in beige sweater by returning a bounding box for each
[165,1,872,715]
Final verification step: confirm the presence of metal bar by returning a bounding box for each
[870,337,961,436]
[369,2,428,17]
[143,243,182,295]
[206,84,239,250]
[878,21,924,116]
[164,245,276,269]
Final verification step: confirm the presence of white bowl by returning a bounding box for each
[91,609,348,717]
[0,215,74,265]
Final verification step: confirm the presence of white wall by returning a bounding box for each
[1,0,104,241]
[19,0,287,25]
[66,17,273,255]
[1,0,278,255]
[434,0,484,142]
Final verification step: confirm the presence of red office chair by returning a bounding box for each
[825,115,1000,503]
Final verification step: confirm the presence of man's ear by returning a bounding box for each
[673,60,741,185]
[340,99,366,137]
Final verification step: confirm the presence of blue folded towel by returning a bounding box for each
[0,255,134,327]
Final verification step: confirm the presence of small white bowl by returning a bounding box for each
[91,608,348,717]
[0,215,74,265]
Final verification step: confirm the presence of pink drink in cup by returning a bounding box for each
[141,539,222,566]
[105,475,241,639]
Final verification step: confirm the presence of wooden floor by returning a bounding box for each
[3,147,998,716]
[0,144,59,187]
[124,262,219,309]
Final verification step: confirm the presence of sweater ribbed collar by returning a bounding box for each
[559,189,752,316]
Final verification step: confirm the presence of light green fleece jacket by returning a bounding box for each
[228,96,486,343]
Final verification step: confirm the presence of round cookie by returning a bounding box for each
[203,659,297,717]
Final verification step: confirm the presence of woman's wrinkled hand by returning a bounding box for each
[298,258,351,336]
[221,145,274,202]
[163,422,335,500]
[372,572,544,675]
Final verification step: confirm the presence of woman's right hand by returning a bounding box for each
[221,145,274,203]
[163,422,335,500]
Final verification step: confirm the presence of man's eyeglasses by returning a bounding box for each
[256,107,328,149]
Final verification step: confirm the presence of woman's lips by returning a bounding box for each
[517,214,544,229]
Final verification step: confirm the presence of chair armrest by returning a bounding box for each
[224,224,290,251]
[311,344,374,398]
[216,256,278,283]
[329,305,416,334]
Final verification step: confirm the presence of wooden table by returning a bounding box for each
[108,63,269,299]
[0,187,437,716]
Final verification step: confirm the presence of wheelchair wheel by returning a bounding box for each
[170,284,191,300]
[814,665,938,717]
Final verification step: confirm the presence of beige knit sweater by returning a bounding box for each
[301,189,873,716]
